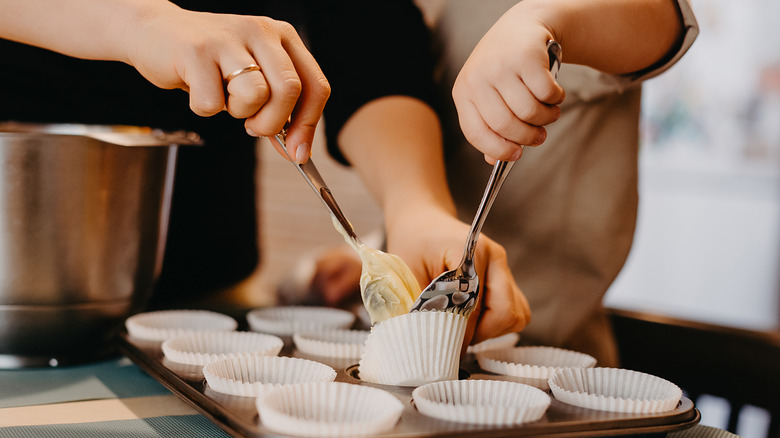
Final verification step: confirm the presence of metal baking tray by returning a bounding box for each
[118,333,699,438]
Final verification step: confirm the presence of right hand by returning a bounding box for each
[128,4,330,163]
[452,4,564,164]
[385,206,531,347]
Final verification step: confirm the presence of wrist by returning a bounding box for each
[123,0,182,65]
[383,198,456,238]
[504,0,561,46]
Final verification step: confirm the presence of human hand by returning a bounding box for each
[385,206,530,347]
[275,245,363,310]
[308,246,363,308]
[128,3,330,163]
[452,4,564,164]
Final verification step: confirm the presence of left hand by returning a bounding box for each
[386,206,530,347]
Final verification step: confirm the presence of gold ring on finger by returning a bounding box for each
[225,64,261,82]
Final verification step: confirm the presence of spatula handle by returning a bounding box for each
[273,130,360,242]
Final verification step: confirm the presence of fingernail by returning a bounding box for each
[556,89,566,105]
[510,148,523,161]
[295,142,311,164]
[534,130,547,145]
[246,128,258,137]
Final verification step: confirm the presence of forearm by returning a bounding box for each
[337,96,456,226]
[339,96,531,343]
[516,0,685,74]
[0,0,177,63]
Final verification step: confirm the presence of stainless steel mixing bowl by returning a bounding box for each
[0,122,200,368]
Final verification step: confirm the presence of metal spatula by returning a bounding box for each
[409,40,562,318]
[272,129,360,245]
[272,129,420,323]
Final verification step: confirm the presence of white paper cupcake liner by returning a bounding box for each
[247,306,356,337]
[161,331,284,366]
[477,346,597,380]
[412,379,551,426]
[125,310,237,341]
[466,332,520,355]
[467,372,552,391]
[203,355,336,398]
[257,382,403,437]
[358,311,467,387]
[293,329,369,359]
[291,350,356,375]
[549,367,683,413]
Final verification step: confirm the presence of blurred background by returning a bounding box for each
[605,0,780,340]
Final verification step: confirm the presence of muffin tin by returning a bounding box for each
[120,331,699,437]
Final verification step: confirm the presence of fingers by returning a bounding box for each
[186,59,226,117]
[472,277,529,344]
[453,79,561,162]
[243,22,303,135]
[453,47,565,162]
[172,15,327,163]
[241,21,330,163]
[468,242,530,345]
[224,64,270,119]
[454,98,536,163]
[462,289,483,353]
[243,59,301,139]
[281,32,330,164]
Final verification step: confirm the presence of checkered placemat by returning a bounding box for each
[0,357,230,438]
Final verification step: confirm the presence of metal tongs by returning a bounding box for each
[272,128,360,244]
[409,40,562,317]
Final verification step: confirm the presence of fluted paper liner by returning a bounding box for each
[247,306,355,336]
[125,310,237,341]
[358,311,467,387]
[293,329,368,359]
[257,382,403,437]
[203,355,336,398]
[412,379,550,426]
[549,367,682,413]
[162,331,283,366]
[466,372,552,391]
[467,332,520,355]
[477,346,596,380]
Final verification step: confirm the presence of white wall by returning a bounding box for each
[604,0,780,330]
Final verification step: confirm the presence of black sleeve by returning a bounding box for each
[299,0,438,165]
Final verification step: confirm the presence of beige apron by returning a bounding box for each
[428,0,698,366]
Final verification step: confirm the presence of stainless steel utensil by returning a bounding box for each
[274,130,425,324]
[272,129,360,244]
[409,40,562,317]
